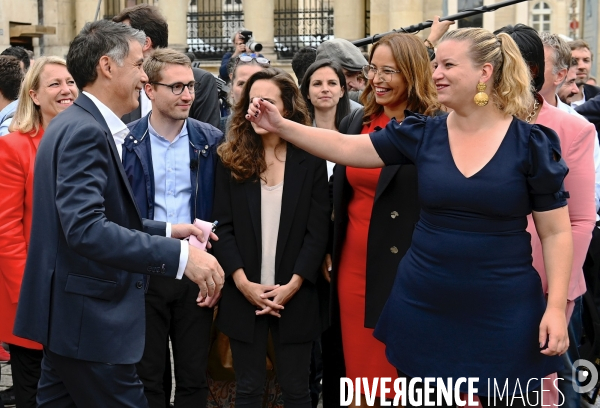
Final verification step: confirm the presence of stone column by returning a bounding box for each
[75,0,98,34]
[369,0,390,39]
[389,0,424,31]
[514,0,529,25]
[334,0,365,41]
[243,0,275,59]
[44,0,74,57]
[159,0,188,52]
[482,0,495,32]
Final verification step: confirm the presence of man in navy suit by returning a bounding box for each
[13,20,224,407]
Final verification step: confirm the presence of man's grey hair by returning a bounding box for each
[67,20,146,89]
[540,32,572,75]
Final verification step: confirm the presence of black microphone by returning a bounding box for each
[190,158,198,170]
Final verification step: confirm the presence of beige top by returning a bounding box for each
[260,180,284,286]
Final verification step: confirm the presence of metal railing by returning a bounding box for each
[273,0,333,59]
[186,0,244,60]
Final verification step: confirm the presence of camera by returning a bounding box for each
[239,30,263,53]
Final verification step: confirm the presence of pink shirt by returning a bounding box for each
[526,100,596,302]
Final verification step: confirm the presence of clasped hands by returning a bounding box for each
[233,269,303,318]
[171,223,224,306]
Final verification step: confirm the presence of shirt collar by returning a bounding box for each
[0,99,19,120]
[147,115,188,143]
[82,91,128,139]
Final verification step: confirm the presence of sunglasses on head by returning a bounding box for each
[238,53,270,65]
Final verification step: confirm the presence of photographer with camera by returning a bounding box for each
[219,29,263,83]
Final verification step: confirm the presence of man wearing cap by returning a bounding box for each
[316,38,368,94]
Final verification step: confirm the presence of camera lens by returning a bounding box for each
[247,41,263,52]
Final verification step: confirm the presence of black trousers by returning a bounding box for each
[37,349,148,408]
[135,275,213,408]
[229,315,313,408]
[397,370,541,408]
[6,344,43,408]
[321,310,346,408]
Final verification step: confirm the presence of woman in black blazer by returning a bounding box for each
[320,33,442,406]
[211,68,329,408]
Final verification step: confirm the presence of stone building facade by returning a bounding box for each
[0,0,597,76]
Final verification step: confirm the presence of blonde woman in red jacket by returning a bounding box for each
[0,56,78,407]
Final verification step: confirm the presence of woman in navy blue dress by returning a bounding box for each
[245,28,572,407]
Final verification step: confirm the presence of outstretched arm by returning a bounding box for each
[246,98,384,168]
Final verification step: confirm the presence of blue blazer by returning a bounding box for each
[14,94,182,364]
[122,114,223,222]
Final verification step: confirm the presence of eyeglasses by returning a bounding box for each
[150,81,196,95]
[361,65,401,82]
[238,54,270,65]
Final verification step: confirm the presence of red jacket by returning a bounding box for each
[0,129,43,349]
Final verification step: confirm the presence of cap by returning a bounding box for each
[316,38,368,72]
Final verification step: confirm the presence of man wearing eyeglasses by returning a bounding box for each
[113,4,220,129]
[122,48,223,408]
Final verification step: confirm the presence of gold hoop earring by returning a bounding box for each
[474,82,489,107]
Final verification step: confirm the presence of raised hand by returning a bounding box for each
[245,97,285,135]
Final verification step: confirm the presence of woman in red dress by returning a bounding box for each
[0,56,78,407]
[330,30,447,406]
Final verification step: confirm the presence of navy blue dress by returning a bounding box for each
[370,112,568,396]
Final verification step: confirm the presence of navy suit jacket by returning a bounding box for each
[122,113,223,221]
[576,92,600,134]
[14,94,182,364]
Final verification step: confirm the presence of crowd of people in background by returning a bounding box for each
[1,4,600,408]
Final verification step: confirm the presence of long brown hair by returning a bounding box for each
[218,68,311,182]
[361,33,439,125]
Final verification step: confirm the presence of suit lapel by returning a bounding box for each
[275,147,306,273]
[244,180,262,259]
[75,95,140,217]
[374,165,401,202]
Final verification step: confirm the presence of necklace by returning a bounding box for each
[525,98,540,124]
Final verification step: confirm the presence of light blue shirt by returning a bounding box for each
[0,99,19,136]
[148,117,192,226]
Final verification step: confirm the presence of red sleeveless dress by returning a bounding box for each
[337,114,397,397]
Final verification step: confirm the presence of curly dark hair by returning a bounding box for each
[292,46,317,85]
[218,68,311,182]
[0,46,30,71]
[0,56,24,101]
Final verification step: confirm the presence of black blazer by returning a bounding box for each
[583,83,600,100]
[13,94,181,364]
[122,67,220,128]
[576,93,600,134]
[331,109,420,328]
[211,146,330,343]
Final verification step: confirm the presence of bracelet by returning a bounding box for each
[424,39,434,50]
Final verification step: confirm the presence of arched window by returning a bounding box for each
[531,2,551,33]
